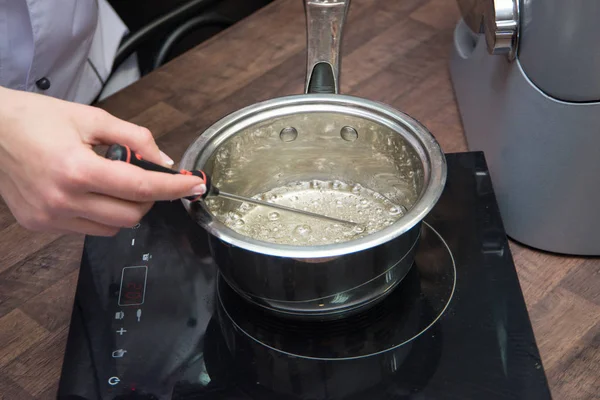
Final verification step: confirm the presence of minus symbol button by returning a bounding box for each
[131,239,135,246]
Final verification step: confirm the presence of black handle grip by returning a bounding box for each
[105,144,214,201]
[307,62,337,94]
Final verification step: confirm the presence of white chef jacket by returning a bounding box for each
[0,0,140,104]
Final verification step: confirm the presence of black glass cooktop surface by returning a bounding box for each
[57,152,552,400]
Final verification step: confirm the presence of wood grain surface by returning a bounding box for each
[1,0,598,399]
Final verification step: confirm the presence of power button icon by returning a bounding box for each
[108,376,120,386]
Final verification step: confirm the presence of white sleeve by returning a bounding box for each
[0,0,34,90]
[0,0,138,104]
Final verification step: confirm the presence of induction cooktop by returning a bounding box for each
[57,152,552,399]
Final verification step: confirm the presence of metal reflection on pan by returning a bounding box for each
[217,230,420,320]
[216,222,456,361]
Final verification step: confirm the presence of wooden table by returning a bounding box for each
[1,0,598,398]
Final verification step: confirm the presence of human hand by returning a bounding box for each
[0,86,206,236]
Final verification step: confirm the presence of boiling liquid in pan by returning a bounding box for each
[206,180,408,246]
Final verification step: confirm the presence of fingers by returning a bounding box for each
[81,108,174,167]
[73,192,153,227]
[83,156,206,202]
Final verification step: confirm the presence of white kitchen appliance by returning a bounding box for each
[450,0,600,255]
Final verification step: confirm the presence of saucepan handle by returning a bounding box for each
[304,0,350,94]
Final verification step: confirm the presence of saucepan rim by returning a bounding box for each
[180,93,447,259]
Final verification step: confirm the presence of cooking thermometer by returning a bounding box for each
[105,144,357,226]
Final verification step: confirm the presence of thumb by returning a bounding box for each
[83,108,174,168]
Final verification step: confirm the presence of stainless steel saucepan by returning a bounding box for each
[180,0,447,319]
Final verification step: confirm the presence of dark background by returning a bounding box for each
[107,0,273,75]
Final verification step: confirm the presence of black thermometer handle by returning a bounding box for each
[105,144,216,201]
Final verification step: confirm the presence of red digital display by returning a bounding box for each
[118,266,147,306]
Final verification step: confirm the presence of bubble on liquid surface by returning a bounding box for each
[207,178,413,246]
[294,225,312,236]
[268,212,280,221]
[353,225,365,234]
